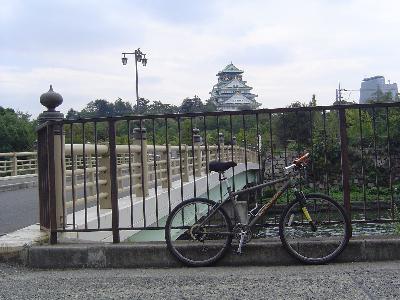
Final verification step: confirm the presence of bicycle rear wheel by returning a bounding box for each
[165,198,233,267]
[279,193,351,264]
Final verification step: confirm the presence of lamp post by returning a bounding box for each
[121,48,148,111]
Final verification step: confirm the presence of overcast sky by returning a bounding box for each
[1,0,399,117]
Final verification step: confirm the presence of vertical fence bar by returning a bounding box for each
[139,120,147,227]
[282,112,289,203]
[108,120,120,243]
[295,111,300,155]
[338,107,351,218]
[358,109,367,220]
[70,123,76,229]
[190,118,197,198]
[94,122,100,229]
[203,116,210,199]
[82,123,88,229]
[165,118,172,211]
[322,110,329,195]
[152,118,159,226]
[256,113,261,183]
[309,110,316,192]
[242,114,248,185]
[60,125,66,231]
[214,115,219,161]
[177,117,184,203]
[385,107,394,219]
[127,120,133,228]
[229,114,236,191]
[371,108,381,220]
[268,112,274,180]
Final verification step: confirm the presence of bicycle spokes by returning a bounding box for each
[280,195,350,263]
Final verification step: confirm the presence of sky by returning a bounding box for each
[1,0,400,117]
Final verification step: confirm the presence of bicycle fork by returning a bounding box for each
[295,191,317,232]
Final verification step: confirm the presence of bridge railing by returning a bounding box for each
[35,86,400,244]
[61,143,255,211]
[0,152,37,177]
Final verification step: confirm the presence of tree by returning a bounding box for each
[81,99,115,117]
[148,100,179,115]
[66,108,80,120]
[133,97,150,114]
[114,98,133,115]
[179,96,204,113]
[0,107,35,152]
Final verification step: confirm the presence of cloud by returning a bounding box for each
[1,0,400,117]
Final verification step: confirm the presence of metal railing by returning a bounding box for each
[36,97,400,243]
[37,114,259,243]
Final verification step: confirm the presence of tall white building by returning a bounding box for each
[359,76,398,104]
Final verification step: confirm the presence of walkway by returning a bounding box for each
[0,187,38,236]
[1,261,399,299]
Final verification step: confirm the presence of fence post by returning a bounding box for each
[133,127,149,197]
[218,132,224,161]
[232,136,237,162]
[99,154,112,209]
[88,154,95,196]
[38,85,65,244]
[338,107,351,219]
[161,144,172,189]
[193,128,202,177]
[182,144,189,182]
[107,120,120,243]
[11,153,18,176]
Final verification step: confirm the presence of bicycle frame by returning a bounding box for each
[197,172,306,230]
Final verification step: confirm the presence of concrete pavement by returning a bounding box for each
[1,260,400,299]
[0,187,39,236]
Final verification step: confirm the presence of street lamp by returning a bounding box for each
[121,48,148,111]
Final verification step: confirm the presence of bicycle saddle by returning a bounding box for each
[209,161,237,173]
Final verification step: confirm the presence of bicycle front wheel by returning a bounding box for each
[279,193,351,264]
[165,198,233,267]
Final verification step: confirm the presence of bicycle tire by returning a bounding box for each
[279,193,351,264]
[165,198,233,267]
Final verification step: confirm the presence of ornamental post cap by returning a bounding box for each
[40,85,63,112]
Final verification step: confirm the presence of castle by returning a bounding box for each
[209,63,260,111]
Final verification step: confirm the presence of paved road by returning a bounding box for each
[1,261,400,299]
[0,187,39,235]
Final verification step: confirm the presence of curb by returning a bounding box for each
[21,237,400,269]
[0,175,38,192]
[0,181,37,192]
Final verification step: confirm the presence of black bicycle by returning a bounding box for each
[165,153,351,267]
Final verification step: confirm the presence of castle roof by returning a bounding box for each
[224,93,252,105]
[217,63,243,75]
[221,78,251,89]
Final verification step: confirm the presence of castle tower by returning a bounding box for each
[209,63,260,111]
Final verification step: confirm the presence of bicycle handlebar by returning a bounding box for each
[284,152,310,173]
[294,152,309,165]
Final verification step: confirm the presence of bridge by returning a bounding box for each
[1,86,400,246]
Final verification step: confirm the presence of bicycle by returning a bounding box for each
[165,153,351,267]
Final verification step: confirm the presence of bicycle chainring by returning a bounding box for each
[233,224,252,244]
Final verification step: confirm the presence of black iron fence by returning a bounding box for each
[37,102,400,243]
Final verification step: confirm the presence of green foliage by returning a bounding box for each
[394,204,400,234]
[0,107,36,152]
